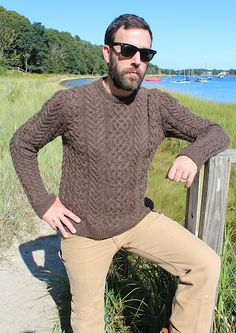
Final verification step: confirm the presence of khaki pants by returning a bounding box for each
[61,211,220,333]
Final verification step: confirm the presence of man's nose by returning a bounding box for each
[131,51,141,65]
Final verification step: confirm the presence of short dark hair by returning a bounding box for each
[104,14,153,45]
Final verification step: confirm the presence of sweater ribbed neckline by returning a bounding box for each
[94,77,140,105]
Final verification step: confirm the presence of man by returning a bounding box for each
[10,14,229,333]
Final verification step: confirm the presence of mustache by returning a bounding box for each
[123,67,143,78]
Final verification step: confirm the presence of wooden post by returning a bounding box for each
[185,149,236,255]
[199,155,231,254]
[185,166,205,237]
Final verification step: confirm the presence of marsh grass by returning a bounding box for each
[106,252,177,333]
[0,74,66,248]
[1,74,235,332]
[214,226,236,333]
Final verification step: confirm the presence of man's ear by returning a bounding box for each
[103,45,110,64]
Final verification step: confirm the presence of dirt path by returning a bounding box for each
[0,223,66,333]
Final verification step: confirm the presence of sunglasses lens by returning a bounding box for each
[121,44,137,58]
[140,50,155,62]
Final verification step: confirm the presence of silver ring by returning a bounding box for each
[180,177,188,182]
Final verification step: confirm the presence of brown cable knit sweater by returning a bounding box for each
[10,78,229,239]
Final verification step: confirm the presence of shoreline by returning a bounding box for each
[58,75,101,85]
[59,76,236,105]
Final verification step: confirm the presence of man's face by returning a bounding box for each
[104,27,152,91]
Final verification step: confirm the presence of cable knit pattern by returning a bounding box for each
[10,78,230,239]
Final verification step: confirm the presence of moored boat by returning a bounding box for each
[171,77,190,84]
[144,76,161,82]
[195,78,208,83]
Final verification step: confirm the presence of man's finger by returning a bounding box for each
[179,171,189,183]
[64,208,81,223]
[47,219,58,231]
[60,215,77,234]
[54,218,69,238]
[167,164,177,180]
[185,172,195,188]
[174,168,184,182]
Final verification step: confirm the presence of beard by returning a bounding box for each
[108,54,146,91]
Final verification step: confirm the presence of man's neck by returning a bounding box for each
[102,77,135,98]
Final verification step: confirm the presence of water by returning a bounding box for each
[63,76,236,104]
[143,75,236,104]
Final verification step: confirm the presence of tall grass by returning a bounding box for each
[214,226,236,332]
[1,74,235,332]
[0,73,66,247]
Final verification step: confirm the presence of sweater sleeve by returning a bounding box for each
[10,89,67,218]
[159,91,230,169]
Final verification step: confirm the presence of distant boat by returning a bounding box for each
[195,77,208,83]
[171,77,190,84]
[171,69,190,84]
[217,71,227,78]
[144,76,161,82]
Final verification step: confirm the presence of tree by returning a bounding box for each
[20,22,49,72]
[0,6,111,75]
[0,6,31,67]
[44,29,71,73]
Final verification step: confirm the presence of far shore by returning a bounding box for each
[58,73,236,85]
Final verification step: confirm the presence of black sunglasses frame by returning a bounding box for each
[110,42,157,62]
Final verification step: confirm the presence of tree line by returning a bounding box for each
[0,6,235,76]
[0,6,107,74]
[0,6,160,75]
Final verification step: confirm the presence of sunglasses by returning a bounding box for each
[110,42,157,62]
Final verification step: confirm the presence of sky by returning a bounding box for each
[1,0,235,70]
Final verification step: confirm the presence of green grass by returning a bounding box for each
[214,226,236,332]
[0,73,66,247]
[1,74,235,332]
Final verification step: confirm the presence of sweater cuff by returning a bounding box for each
[178,146,206,170]
[34,194,57,219]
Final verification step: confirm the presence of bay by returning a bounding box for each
[63,75,236,104]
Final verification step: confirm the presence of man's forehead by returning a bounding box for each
[114,27,151,46]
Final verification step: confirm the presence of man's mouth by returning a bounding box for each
[126,70,141,78]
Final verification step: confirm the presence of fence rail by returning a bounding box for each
[185,148,236,255]
[6,66,26,72]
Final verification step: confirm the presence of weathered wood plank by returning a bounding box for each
[216,149,236,163]
[185,149,236,254]
[185,167,204,236]
[198,156,232,254]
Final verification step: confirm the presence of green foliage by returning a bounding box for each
[214,226,236,332]
[20,22,49,73]
[0,66,7,75]
[0,6,31,67]
[146,63,159,75]
[106,252,177,332]
[44,29,73,73]
[0,75,63,247]
[0,6,107,75]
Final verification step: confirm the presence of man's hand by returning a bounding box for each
[167,155,198,188]
[42,197,81,238]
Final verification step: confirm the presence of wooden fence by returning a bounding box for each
[7,66,26,72]
[185,148,236,255]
